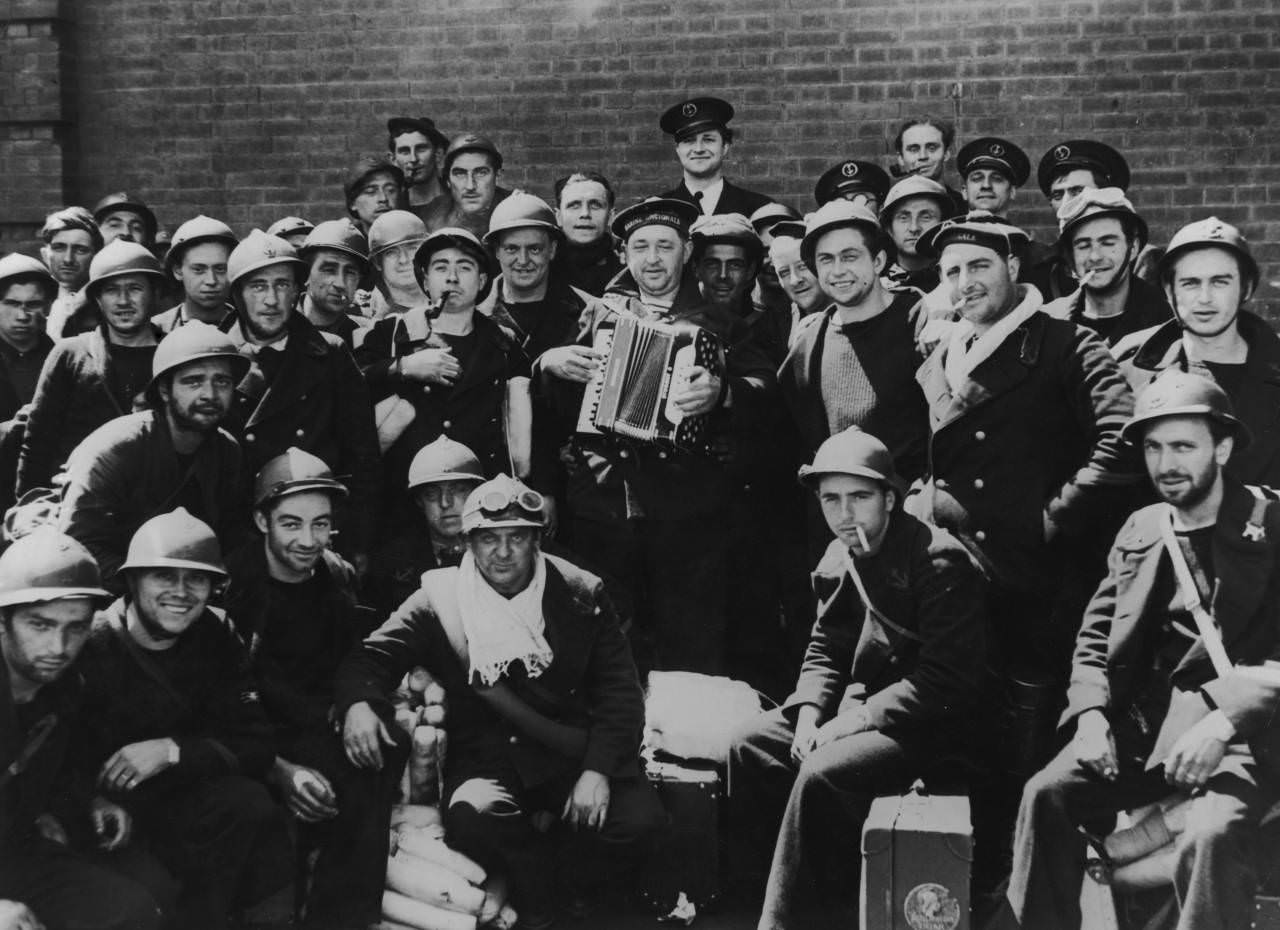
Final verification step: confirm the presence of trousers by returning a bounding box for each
[0,840,166,930]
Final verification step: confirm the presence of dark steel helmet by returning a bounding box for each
[482,191,559,247]
[442,133,503,174]
[253,447,348,508]
[164,215,238,274]
[85,239,164,299]
[299,219,370,268]
[407,436,485,491]
[92,192,159,244]
[1121,370,1250,448]
[413,227,494,301]
[0,253,57,298]
[146,321,249,400]
[118,508,226,576]
[797,427,902,492]
[343,155,406,205]
[1157,216,1259,296]
[0,529,110,608]
[368,210,429,261]
[227,229,304,288]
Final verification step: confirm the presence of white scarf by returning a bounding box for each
[456,551,553,686]
[943,285,1043,393]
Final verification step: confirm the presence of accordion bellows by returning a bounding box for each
[577,314,723,453]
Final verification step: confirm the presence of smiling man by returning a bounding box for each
[892,117,966,215]
[551,171,622,297]
[387,115,449,208]
[153,216,238,333]
[728,428,986,929]
[1114,217,1280,486]
[73,509,289,930]
[660,96,771,218]
[416,134,512,239]
[18,239,164,495]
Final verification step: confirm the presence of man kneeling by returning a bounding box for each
[728,428,988,929]
[338,475,662,927]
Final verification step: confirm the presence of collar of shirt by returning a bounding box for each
[227,320,288,353]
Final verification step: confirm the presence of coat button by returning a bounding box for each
[442,420,452,430]
[295,429,304,438]
[619,449,630,459]
[936,478,948,489]
[509,735,518,745]
[246,433,255,442]
[658,451,668,460]
[975,530,986,542]
[975,431,986,441]
[973,479,984,489]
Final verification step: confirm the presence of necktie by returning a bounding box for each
[693,190,706,214]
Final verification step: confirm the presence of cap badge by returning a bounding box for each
[1054,144,1071,161]
[1207,221,1226,240]
[1147,394,1167,409]
[682,102,698,118]
[263,245,279,258]
[989,143,1004,157]
[841,162,859,178]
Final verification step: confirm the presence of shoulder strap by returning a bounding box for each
[1157,506,1232,677]
[841,548,922,643]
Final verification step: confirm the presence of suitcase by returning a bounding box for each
[638,752,721,915]
[861,787,972,930]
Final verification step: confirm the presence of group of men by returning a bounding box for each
[1,93,1278,930]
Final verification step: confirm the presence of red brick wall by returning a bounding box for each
[17,0,1280,310]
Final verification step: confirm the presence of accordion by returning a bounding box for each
[576,314,724,453]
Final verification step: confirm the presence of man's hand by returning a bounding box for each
[100,739,176,793]
[343,701,397,770]
[0,900,44,930]
[541,345,601,384]
[399,347,461,386]
[562,769,610,832]
[813,707,872,749]
[672,366,722,417]
[91,796,132,851]
[790,706,821,765]
[32,814,66,847]
[1164,717,1229,791]
[273,758,339,823]
[1074,709,1118,781]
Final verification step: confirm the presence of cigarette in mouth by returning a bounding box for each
[1078,269,1097,288]
[855,526,871,551]
[951,295,969,312]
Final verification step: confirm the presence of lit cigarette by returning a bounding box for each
[1078,269,1097,288]
[951,295,968,312]
[855,526,871,552]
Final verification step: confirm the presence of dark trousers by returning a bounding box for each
[134,774,292,930]
[0,840,166,930]
[1006,743,1274,930]
[571,515,728,676]
[290,723,410,929]
[727,707,931,930]
[442,758,664,917]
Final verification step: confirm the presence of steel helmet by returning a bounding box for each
[797,427,902,492]
[369,210,429,261]
[266,216,315,240]
[119,508,226,576]
[442,133,503,174]
[0,253,57,298]
[1157,216,1259,296]
[299,219,370,269]
[878,175,954,227]
[413,227,494,299]
[164,215,238,274]
[407,436,485,491]
[482,192,559,248]
[146,321,250,399]
[84,239,164,300]
[254,447,349,508]
[1121,370,1250,448]
[227,229,304,288]
[92,192,159,244]
[461,475,546,534]
[343,155,406,206]
[0,529,110,608]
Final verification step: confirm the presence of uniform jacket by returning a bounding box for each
[222,543,368,755]
[661,179,772,218]
[365,524,453,620]
[58,410,248,585]
[783,511,987,736]
[487,276,586,364]
[0,332,52,422]
[1063,481,1280,770]
[1041,275,1173,347]
[550,240,623,298]
[71,599,276,788]
[335,552,645,786]
[222,312,381,555]
[17,326,158,494]
[151,303,234,334]
[910,289,1140,591]
[546,270,777,521]
[1113,311,1280,488]
[778,293,931,485]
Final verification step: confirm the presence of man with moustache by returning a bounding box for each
[539,197,775,675]
[40,206,102,339]
[879,175,953,292]
[91,193,158,249]
[18,240,163,495]
[1042,188,1171,346]
[222,230,381,574]
[152,216,238,333]
[416,134,512,239]
[1114,217,1280,486]
[223,450,404,930]
[387,116,449,209]
[659,96,771,218]
[893,117,966,214]
[298,220,372,350]
[56,323,249,589]
[1002,373,1280,930]
[779,200,931,486]
[551,171,622,297]
[72,510,288,930]
[727,428,986,929]
[344,156,408,234]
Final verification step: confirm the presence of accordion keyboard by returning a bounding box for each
[575,326,615,435]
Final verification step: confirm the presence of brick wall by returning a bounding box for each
[15,0,1280,310]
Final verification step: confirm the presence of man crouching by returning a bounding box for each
[728,427,988,929]
[338,474,662,928]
